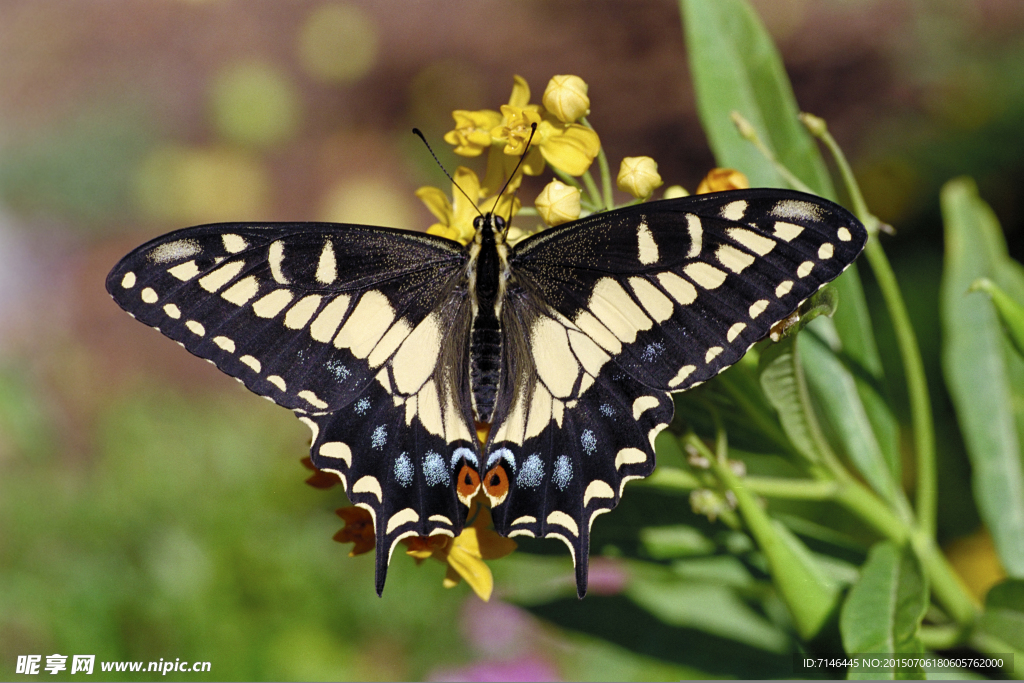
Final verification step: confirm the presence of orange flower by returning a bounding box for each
[695,168,749,194]
[300,456,342,489]
[333,506,375,557]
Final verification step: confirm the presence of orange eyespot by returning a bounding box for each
[457,464,481,506]
[482,464,509,506]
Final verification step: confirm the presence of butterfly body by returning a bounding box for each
[467,215,509,423]
[106,189,867,597]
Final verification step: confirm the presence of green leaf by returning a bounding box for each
[627,575,790,652]
[970,277,1024,359]
[940,177,1024,575]
[682,0,884,438]
[801,327,901,505]
[980,579,1024,652]
[840,541,928,680]
[759,334,826,463]
[680,0,833,195]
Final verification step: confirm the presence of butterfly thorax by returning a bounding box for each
[467,214,510,423]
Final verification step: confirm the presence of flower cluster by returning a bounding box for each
[418,74,747,248]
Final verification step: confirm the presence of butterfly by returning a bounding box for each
[106,188,866,597]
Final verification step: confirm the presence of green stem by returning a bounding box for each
[809,117,938,538]
[834,479,978,625]
[581,116,615,210]
[581,169,603,211]
[910,531,980,627]
[863,239,937,535]
[643,465,703,491]
[731,111,813,192]
[551,167,584,192]
[741,476,839,500]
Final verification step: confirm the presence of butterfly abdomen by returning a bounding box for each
[470,314,502,422]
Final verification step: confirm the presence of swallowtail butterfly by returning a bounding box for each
[106,188,866,597]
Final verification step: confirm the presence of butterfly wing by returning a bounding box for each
[485,189,867,596]
[106,222,480,592]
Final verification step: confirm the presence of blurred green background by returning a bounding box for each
[1,1,1023,680]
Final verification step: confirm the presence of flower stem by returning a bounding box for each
[731,111,814,193]
[805,116,938,539]
[582,117,615,210]
[581,169,604,212]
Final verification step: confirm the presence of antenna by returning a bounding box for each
[492,123,538,229]
[412,128,483,219]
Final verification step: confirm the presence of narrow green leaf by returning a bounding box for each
[759,334,824,463]
[830,264,885,379]
[940,177,1024,575]
[680,0,833,195]
[840,541,928,680]
[801,328,901,505]
[681,0,884,440]
[971,278,1024,359]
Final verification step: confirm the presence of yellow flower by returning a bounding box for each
[416,167,520,245]
[488,75,600,180]
[695,168,749,194]
[444,109,503,157]
[617,156,663,199]
[535,179,581,226]
[533,118,601,176]
[405,502,517,601]
[542,75,590,123]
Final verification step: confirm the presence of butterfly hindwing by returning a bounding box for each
[510,189,868,393]
[481,326,674,593]
[307,349,479,594]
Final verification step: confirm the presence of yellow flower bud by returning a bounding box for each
[535,180,581,226]
[542,75,590,123]
[695,168,749,194]
[662,185,689,199]
[617,156,663,199]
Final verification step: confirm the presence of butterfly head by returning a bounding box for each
[472,214,508,245]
